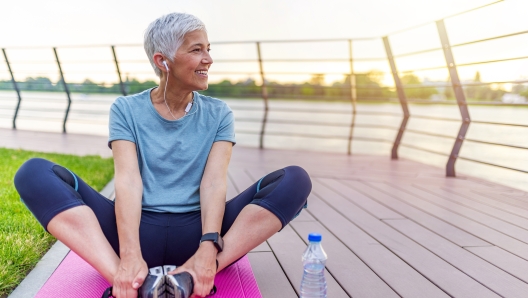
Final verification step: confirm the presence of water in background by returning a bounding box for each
[1,90,526,192]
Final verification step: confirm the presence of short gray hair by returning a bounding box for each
[144,13,206,77]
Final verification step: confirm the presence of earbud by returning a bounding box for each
[163,61,169,72]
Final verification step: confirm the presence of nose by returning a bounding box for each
[202,51,213,65]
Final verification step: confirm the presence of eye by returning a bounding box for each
[192,48,201,52]
[207,48,211,52]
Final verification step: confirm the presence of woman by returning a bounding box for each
[14,13,311,298]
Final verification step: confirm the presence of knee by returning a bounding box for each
[283,165,312,196]
[14,158,52,191]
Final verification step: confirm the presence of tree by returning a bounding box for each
[464,71,505,101]
[21,77,56,91]
[400,73,437,99]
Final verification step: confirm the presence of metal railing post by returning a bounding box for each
[2,48,22,129]
[383,36,410,159]
[347,39,357,155]
[256,42,269,149]
[53,47,72,133]
[437,20,471,177]
[111,45,127,96]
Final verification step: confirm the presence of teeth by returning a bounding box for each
[196,70,208,75]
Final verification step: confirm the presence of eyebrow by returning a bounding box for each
[191,43,211,47]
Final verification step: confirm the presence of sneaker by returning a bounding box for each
[164,265,194,298]
[138,266,166,298]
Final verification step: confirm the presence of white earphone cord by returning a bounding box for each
[163,65,193,120]
[163,72,178,120]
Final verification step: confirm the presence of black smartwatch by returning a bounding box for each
[200,232,224,253]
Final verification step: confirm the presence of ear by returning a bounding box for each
[153,53,168,74]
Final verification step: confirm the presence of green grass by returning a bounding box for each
[0,148,114,296]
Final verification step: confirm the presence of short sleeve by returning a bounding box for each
[214,105,236,145]
[108,100,136,149]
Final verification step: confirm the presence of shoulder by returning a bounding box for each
[196,92,229,109]
[112,88,152,111]
[195,92,232,115]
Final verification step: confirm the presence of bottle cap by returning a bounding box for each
[308,233,322,242]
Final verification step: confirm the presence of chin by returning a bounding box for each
[196,83,208,91]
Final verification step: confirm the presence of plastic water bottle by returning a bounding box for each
[300,233,327,298]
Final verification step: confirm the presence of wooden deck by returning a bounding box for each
[4,128,528,297]
[231,146,528,298]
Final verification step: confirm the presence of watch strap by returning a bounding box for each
[200,232,223,252]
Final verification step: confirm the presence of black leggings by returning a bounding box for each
[14,158,311,267]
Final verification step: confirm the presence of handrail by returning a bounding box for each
[458,156,528,174]
[451,30,528,48]
[1,0,526,181]
[464,139,528,150]
[392,30,528,58]
[399,143,449,156]
[405,129,454,139]
[384,0,505,36]
[393,47,443,58]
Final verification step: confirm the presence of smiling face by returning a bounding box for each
[169,30,212,91]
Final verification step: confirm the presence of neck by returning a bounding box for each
[151,76,194,113]
[150,75,195,120]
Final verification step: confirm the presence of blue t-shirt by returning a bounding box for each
[108,88,236,213]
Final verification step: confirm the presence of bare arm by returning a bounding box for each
[200,141,232,235]
[112,140,148,297]
[172,141,233,297]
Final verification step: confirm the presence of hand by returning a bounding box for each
[170,242,218,297]
[112,253,148,298]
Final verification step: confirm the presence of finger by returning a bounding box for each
[117,283,124,298]
[126,285,138,298]
[191,281,200,297]
[204,282,214,297]
[197,282,209,297]
[132,271,146,289]
[121,283,129,298]
[114,282,121,298]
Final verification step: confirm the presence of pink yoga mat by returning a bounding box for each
[35,251,262,298]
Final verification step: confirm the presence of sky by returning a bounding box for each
[0,0,527,87]
[0,0,505,46]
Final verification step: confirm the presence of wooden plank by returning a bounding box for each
[441,187,528,219]
[421,186,528,229]
[251,241,272,252]
[466,246,528,283]
[228,166,256,193]
[469,189,528,212]
[305,193,449,297]
[226,171,238,201]
[247,252,298,298]
[364,181,528,260]
[472,188,528,198]
[386,219,528,297]
[402,185,528,244]
[376,175,496,190]
[317,178,404,220]
[291,209,316,222]
[336,180,490,247]
[267,225,349,297]
[0,128,112,157]
[291,221,399,298]
[312,180,499,297]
